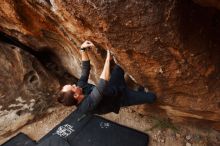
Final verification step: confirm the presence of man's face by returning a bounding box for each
[61,84,83,100]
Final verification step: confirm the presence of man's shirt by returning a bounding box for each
[76,61,121,116]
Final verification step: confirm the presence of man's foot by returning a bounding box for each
[145,92,157,104]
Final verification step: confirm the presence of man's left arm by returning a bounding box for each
[77,50,111,114]
[77,41,94,87]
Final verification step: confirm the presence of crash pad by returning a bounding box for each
[1,133,36,146]
[2,110,149,146]
[38,110,149,146]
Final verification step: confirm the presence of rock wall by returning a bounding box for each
[0,0,220,136]
[193,0,220,9]
[0,42,59,137]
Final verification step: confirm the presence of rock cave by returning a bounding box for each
[0,0,220,145]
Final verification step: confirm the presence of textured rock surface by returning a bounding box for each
[193,0,220,9]
[0,0,220,135]
[0,42,59,136]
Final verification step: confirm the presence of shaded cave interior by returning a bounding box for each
[0,31,78,87]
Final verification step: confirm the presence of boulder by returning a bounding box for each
[193,0,220,9]
[0,0,219,132]
[0,42,59,137]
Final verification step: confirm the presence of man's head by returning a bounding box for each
[58,84,84,106]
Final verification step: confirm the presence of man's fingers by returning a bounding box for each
[81,40,95,49]
[88,42,94,46]
[85,41,94,47]
[85,40,92,44]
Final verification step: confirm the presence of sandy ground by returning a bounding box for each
[1,106,220,146]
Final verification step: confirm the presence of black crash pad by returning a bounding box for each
[1,133,36,146]
[1,110,149,146]
[67,116,149,146]
[38,110,149,146]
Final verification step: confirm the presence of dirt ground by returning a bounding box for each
[1,105,220,146]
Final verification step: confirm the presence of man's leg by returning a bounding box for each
[103,65,126,98]
[120,88,156,107]
[109,65,126,87]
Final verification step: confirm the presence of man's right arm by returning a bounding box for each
[77,41,94,87]
[77,60,91,87]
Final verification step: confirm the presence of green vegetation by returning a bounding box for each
[146,116,179,132]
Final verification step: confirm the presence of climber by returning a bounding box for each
[58,40,156,115]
